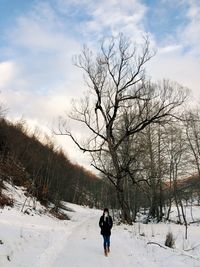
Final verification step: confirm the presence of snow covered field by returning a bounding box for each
[1,184,200,266]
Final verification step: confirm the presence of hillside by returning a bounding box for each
[0,118,107,210]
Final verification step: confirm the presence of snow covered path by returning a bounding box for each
[1,200,200,267]
[35,204,200,267]
[30,204,149,267]
[45,210,139,267]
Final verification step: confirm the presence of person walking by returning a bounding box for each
[99,208,113,256]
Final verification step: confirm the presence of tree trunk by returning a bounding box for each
[117,189,132,224]
[179,199,188,239]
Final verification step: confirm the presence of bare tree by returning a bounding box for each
[59,34,188,224]
[184,109,200,178]
[138,123,169,222]
[165,124,189,238]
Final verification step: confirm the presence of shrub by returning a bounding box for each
[165,232,175,248]
[0,194,14,208]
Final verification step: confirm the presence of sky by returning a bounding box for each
[0,0,200,169]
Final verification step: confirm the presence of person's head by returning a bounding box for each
[103,208,109,216]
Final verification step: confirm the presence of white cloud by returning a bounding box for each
[69,0,147,41]
[1,86,92,168]
[144,0,200,101]
[180,0,200,55]
[159,45,182,54]
[0,61,17,88]
[6,1,82,92]
[10,6,79,54]
[55,0,147,44]
[147,51,200,101]
[1,84,81,125]
[13,17,65,51]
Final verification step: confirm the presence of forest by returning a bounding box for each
[0,116,107,211]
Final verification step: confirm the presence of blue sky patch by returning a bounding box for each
[143,0,190,46]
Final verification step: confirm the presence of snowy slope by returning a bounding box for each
[1,183,200,266]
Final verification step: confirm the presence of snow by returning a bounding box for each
[1,183,200,266]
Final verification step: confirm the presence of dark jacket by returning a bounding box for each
[99,214,113,236]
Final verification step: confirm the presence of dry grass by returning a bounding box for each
[0,193,14,208]
[49,208,69,220]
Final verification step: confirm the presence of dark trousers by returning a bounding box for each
[103,235,110,250]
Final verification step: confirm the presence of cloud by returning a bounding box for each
[1,86,92,168]
[56,0,147,42]
[11,6,73,52]
[144,0,200,100]
[1,0,200,170]
[4,1,82,93]
[147,50,200,101]
[178,0,200,55]
[159,44,182,54]
[0,61,17,88]
[85,0,146,39]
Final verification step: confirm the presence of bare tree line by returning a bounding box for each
[59,33,200,225]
